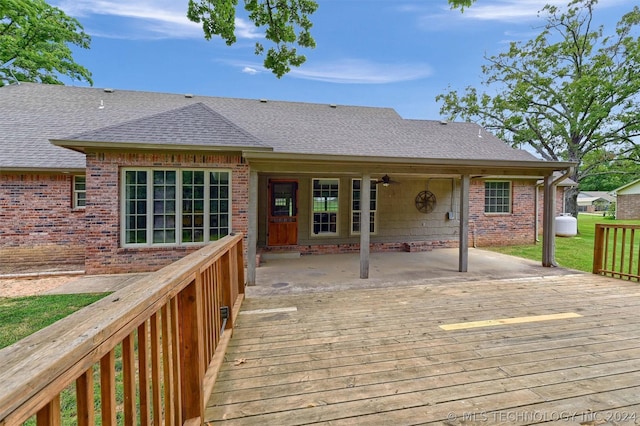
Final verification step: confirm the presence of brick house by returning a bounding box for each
[613,179,640,219]
[0,83,574,281]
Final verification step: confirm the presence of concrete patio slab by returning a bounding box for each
[248,248,578,297]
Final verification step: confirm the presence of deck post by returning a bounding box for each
[360,174,371,279]
[542,174,556,267]
[592,224,604,274]
[178,279,205,424]
[247,170,258,285]
[458,174,470,272]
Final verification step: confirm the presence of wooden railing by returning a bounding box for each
[0,233,245,425]
[593,224,640,281]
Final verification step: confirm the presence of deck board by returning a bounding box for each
[206,274,640,424]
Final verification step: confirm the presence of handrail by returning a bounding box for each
[593,224,640,281]
[0,233,245,425]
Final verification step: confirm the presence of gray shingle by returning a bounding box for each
[0,82,538,170]
[62,102,269,149]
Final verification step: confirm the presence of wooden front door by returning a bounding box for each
[268,180,298,246]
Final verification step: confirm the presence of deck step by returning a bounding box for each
[260,252,301,260]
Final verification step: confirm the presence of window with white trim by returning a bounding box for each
[122,169,230,246]
[484,181,511,213]
[73,175,86,209]
[312,178,339,235]
[351,178,377,234]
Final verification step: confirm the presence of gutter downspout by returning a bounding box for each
[535,167,574,243]
[542,167,575,267]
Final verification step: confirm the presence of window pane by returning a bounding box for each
[484,181,511,213]
[124,171,147,244]
[151,171,177,244]
[182,171,205,243]
[313,179,339,234]
[350,179,377,234]
[123,169,229,246]
[208,171,231,241]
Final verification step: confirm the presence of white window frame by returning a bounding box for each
[350,178,377,235]
[120,168,232,247]
[484,180,512,214]
[311,178,339,236]
[73,175,86,209]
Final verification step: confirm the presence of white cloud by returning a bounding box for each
[416,0,631,25]
[53,0,263,40]
[223,58,432,84]
[288,59,433,84]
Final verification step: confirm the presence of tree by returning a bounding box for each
[436,0,640,218]
[0,0,92,86]
[187,0,476,77]
[579,149,640,191]
[187,0,318,78]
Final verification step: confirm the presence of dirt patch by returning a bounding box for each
[0,275,80,297]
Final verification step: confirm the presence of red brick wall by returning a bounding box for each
[84,151,249,274]
[536,186,568,228]
[469,179,536,246]
[0,173,85,269]
[616,194,640,219]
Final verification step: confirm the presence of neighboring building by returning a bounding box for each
[577,191,616,213]
[612,179,640,219]
[0,83,574,280]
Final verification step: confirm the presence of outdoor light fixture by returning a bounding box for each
[374,175,400,186]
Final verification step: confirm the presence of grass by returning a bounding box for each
[487,213,640,272]
[0,293,108,349]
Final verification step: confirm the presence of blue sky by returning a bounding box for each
[53,0,635,120]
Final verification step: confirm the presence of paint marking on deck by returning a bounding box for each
[240,307,298,315]
[440,312,582,331]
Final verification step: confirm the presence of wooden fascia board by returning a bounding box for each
[243,151,575,177]
[0,167,85,174]
[50,139,273,154]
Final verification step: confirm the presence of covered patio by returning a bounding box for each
[206,256,640,424]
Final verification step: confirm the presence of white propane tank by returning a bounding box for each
[555,214,577,237]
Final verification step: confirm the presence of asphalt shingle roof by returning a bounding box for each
[63,102,268,149]
[0,82,539,170]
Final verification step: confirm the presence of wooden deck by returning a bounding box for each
[205,273,640,425]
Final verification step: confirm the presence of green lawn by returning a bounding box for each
[0,293,108,349]
[487,213,640,272]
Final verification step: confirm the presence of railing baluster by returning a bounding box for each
[0,234,245,426]
[620,228,627,279]
[604,226,611,273]
[593,224,640,281]
[628,229,635,279]
[100,350,117,426]
[150,313,162,426]
[170,297,181,426]
[123,333,136,425]
[138,321,151,426]
[36,395,60,426]
[161,304,175,426]
[76,369,94,426]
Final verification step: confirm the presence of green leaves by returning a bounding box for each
[437,0,640,199]
[448,0,476,11]
[0,0,92,86]
[188,0,318,78]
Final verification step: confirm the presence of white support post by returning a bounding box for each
[542,174,556,267]
[360,174,371,279]
[459,175,470,272]
[246,170,258,285]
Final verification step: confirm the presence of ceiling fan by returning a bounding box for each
[375,174,399,187]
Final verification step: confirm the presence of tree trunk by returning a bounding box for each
[564,185,579,217]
